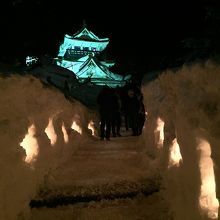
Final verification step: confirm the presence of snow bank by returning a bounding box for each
[0,74,98,220]
[142,60,220,219]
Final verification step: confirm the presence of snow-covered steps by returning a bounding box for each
[30,134,162,215]
[30,192,172,220]
[30,177,160,208]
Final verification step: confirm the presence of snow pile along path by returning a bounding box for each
[0,74,171,219]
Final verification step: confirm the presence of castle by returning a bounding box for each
[54,24,131,88]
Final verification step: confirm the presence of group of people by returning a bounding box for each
[97,85,146,140]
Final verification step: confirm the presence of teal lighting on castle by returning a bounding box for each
[54,24,131,88]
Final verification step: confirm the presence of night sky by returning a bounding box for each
[0,0,218,74]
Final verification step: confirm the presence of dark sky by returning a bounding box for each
[0,0,215,73]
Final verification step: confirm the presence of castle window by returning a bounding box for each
[83,47,89,51]
[74,46,81,50]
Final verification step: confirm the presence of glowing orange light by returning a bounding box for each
[197,138,219,219]
[45,118,57,146]
[20,124,39,163]
[62,122,69,143]
[154,117,164,148]
[168,138,182,168]
[88,120,95,136]
[71,120,82,134]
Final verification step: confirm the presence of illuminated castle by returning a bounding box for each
[54,24,131,88]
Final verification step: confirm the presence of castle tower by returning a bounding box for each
[54,24,131,88]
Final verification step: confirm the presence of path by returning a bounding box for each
[30,131,172,219]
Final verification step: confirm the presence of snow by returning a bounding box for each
[142,60,220,219]
[1,60,220,219]
[0,75,100,219]
[30,193,172,220]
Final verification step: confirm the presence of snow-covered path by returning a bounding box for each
[44,135,151,187]
[29,131,172,219]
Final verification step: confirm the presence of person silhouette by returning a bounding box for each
[97,86,115,140]
[111,88,122,137]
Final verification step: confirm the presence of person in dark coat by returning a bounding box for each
[111,88,122,137]
[126,89,140,136]
[97,86,115,140]
[137,93,146,135]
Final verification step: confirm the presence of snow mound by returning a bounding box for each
[0,74,99,220]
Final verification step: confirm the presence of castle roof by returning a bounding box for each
[56,55,131,87]
[71,27,109,42]
[55,24,131,87]
[76,55,117,79]
[57,28,109,57]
